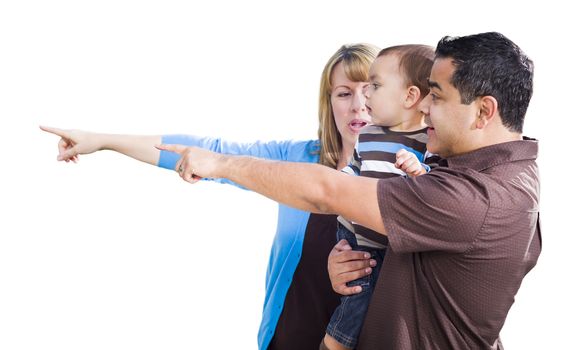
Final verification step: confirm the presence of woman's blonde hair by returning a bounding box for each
[318,43,378,168]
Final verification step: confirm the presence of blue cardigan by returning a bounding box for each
[158,135,320,349]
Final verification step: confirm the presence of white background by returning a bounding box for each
[1,1,573,349]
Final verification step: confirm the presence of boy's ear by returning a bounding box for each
[404,86,421,109]
[475,95,498,129]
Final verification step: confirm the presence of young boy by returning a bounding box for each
[323,45,438,350]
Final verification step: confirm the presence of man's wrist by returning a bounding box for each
[213,153,233,179]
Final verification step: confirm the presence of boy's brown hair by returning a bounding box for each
[378,45,435,98]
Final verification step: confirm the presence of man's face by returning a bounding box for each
[421,58,480,158]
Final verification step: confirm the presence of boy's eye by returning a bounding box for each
[430,93,438,101]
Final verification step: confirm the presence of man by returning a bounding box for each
[159,32,541,349]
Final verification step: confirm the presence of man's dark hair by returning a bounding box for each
[436,32,533,133]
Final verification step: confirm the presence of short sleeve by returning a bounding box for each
[377,168,489,253]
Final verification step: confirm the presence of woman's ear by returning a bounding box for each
[404,86,421,109]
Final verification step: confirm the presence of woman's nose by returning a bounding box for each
[352,92,366,112]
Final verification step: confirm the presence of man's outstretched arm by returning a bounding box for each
[157,144,387,236]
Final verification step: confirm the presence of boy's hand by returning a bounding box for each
[395,149,426,177]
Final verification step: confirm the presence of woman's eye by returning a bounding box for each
[337,92,352,98]
[371,83,380,90]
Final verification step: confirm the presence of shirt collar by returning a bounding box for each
[441,137,539,171]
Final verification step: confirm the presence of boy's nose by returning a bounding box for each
[420,93,431,116]
[362,84,371,98]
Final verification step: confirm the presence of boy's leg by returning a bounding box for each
[322,334,351,350]
[325,225,375,349]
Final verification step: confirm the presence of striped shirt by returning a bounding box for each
[339,125,437,248]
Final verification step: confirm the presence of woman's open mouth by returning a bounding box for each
[348,119,369,133]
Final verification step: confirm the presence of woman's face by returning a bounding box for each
[330,62,371,149]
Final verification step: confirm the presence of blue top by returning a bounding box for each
[158,135,320,350]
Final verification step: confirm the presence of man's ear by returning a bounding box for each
[404,86,421,109]
[476,96,498,129]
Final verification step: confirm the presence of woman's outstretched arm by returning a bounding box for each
[40,126,161,165]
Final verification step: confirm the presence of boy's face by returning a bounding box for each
[364,54,407,127]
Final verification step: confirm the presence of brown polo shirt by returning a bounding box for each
[357,139,541,350]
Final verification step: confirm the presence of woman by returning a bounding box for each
[41,43,377,349]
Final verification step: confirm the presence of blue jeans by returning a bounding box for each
[326,224,386,349]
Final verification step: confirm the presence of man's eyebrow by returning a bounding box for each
[427,78,442,91]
